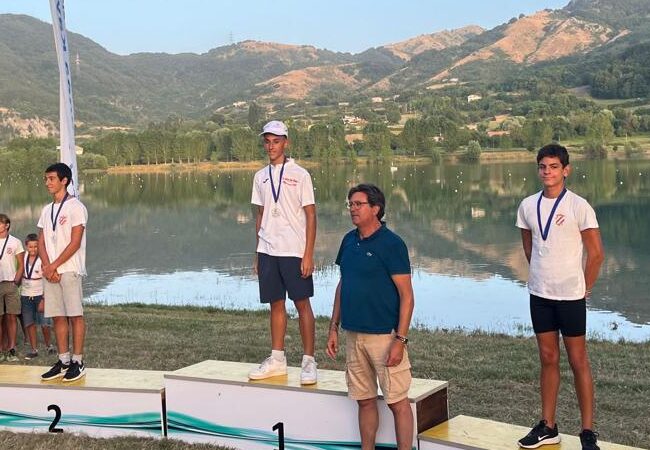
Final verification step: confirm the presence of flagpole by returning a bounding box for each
[49,0,79,197]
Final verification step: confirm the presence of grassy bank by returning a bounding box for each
[2,304,649,449]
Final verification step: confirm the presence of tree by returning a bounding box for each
[521,119,553,151]
[462,140,482,162]
[586,113,614,148]
[247,101,265,131]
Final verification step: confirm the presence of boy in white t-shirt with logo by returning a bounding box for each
[0,213,25,362]
[516,144,604,450]
[38,163,88,382]
[21,233,55,360]
[249,120,318,385]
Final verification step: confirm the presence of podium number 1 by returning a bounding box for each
[272,421,284,450]
[47,404,63,433]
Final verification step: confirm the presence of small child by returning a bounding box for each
[20,233,55,360]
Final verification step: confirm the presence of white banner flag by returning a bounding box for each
[49,0,79,197]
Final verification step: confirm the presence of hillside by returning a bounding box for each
[0,14,352,127]
[1,0,649,133]
[382,26,484,61]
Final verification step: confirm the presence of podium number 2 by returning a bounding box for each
[272,421,284,450]
[47,404,63,433]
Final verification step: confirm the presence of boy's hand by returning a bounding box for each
[301,254,314,278]
[42,263,56,280]
[48,272,61,283]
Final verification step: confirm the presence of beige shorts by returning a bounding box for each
[0,281,21,315]
[345,331,412,404]
[43,273,84,318]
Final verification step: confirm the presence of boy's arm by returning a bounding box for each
[520,229,532,264]
[581,228,604,298]
[253,205,263,274]
[301,204,316,278]
[38,230,55,281]
[14,250,25,285]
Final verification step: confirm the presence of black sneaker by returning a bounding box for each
[41,360,70,380]
[62,360,86,382]
[518,420,561,448]
[24,350,39,360]
[579,429,600,450]
[6,348,19,362]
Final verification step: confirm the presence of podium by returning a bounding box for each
[165,360,448,449]
[0,366,166,438]
[418,415,641,450]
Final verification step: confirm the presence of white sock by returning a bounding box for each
[302,354,315,363]
[72,354,83,363]
[59,352,71,364]
[271,349,285,361]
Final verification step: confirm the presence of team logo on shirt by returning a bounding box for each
[283,177,298,186]
[555,214,565,226]
[59,215,68,226]
[6,248,12,255]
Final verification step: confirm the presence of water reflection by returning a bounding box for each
[1,159,649,341]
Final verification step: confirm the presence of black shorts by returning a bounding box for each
[257,253,313,303]
[530,294,586,337]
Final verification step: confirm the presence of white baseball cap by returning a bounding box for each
[260,120,288,137]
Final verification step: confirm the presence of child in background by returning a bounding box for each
[21,233,55,360]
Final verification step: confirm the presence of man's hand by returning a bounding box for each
[42,263,56,280]
[252,253,258,275]
[326,329,339,359]
[385,339,405,367]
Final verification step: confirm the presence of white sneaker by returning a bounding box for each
[248,355,287,380]
[300,356,318,385]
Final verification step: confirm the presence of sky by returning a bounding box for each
[3,0,571,55]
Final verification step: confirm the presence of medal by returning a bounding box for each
[25,255,39,279]
[537,187,567,245]
[51,192,70,234]
[268,157,287,218]
[538,246,550,257]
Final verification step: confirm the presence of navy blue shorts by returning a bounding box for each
[530,294,586,337]
[257,253,314,303]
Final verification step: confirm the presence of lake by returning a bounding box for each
[2,158,649,341]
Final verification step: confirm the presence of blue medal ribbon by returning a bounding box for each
[0,237,8,261]
[268,157,287,208]
[24,254,39,279]
[537,187,567,241]
[51,192,70,232]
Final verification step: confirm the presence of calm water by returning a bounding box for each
[2,159,649,341]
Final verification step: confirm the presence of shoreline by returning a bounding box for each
[93,150,650,174]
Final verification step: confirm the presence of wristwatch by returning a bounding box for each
[394,334,409,345]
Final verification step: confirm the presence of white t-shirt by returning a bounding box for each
[251,158,315,258]
[37,196,88,275]
[22,254,43,297]
[516,189,599,300]
[0,235,24,281]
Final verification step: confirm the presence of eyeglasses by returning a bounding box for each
[346,201,370,209]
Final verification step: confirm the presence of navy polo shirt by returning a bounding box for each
[335,223,411,334]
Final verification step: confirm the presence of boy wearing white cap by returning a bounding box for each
[249,120,318,385]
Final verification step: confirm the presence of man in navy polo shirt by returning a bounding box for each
[327,184,415,450]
